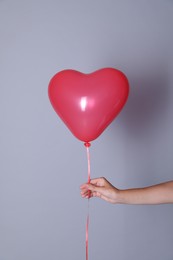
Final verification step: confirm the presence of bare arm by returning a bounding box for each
[80,177,173,205]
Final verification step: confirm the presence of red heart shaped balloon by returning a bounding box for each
[48,68,129,143]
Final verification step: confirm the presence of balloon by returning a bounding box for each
[48,68,129,143]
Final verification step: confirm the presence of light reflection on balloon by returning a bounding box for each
[80,97,87,111]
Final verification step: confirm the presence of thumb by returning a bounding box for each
[87,183,103,193]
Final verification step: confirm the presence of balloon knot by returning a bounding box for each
[84,142,91,148]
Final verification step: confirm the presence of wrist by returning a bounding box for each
[114,189,126,204]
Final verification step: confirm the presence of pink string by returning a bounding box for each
[86,213,89,260]
[84,142,91,260]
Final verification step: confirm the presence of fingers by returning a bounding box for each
[80,183,92,198]
[80,178,106,199]
[80,182,103,193]
[81,190,92,199]
[80,177,107,190]
[90,177,107,187]
[80,177,118,204]
[80,188,101,199]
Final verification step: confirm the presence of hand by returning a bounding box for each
[80,177,119,204]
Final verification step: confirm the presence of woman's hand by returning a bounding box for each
[80,177,120,204]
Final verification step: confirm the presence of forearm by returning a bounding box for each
[116,181,173,205]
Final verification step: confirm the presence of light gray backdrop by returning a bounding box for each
[0,0,173,259]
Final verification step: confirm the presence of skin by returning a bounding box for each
[80,177,173,205]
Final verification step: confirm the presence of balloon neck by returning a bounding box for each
[84,142,91,148]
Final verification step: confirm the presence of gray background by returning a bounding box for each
[0,0,173,259]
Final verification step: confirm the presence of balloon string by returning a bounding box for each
[86,144,91,184]
[86,211,89,260]
[84,142,91,260]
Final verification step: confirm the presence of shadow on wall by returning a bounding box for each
[109,67,171,186]
[115,67,170,140]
